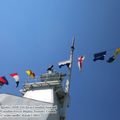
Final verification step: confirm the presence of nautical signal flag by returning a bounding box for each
[26,70,35,78]
[47,65,54,71]
[78,56,85,71]
[58,60,71,68]
[93,51,107,61]
[0,76,9,86]
[107,48,120,63]
[107,56,115,63]
[114,48,120,58]
[10,73,19,87]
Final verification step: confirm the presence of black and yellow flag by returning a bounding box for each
[107,48,120,63]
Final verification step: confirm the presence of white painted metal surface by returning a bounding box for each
[23,88,54,103]
[0,94,59,120]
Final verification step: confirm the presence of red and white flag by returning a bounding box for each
[78,56,85,71]
[10,73,19,87]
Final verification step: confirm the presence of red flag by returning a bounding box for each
[10,73,18,78]
[0,76,9,85]
[10,73,19,87]
[78,56,85,71]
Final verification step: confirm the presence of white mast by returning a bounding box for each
[61,37,75,120]
[67,36,75,94]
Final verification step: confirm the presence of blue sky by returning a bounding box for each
[0,0,120,120]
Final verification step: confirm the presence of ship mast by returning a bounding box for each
[61,37,75,120]
[67,36,75,94]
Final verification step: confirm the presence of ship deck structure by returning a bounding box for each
[0,38,75,120]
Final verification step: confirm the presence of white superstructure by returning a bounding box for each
[0,38,75,120]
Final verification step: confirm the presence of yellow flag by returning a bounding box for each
[114,48,120,58]
[26,70,35,78]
